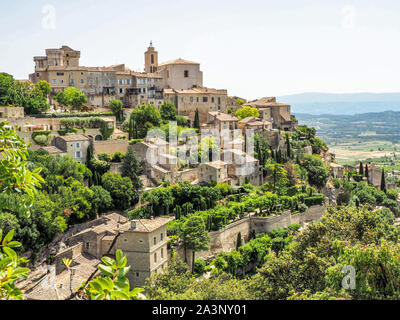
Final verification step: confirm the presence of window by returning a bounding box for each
[160,233,164,241]
[154,237,157,245]
[52,79,57,84]
[80,79,84,84]
[218,97,221,105]
[37,73,40,77]
[75,151,82,159]
[90,79,94,85]
[57,72,64,76]
[181,97,184,103]
[151,54,154,64]
[119,88,124,94]
[91,96,94,101]
[203,97,208,103]
[161,248,164,259]
[70,79,75,85]
[75,143,81,148]
[197,97,199,103]
[127,79,131,85]
[184,70,189,78]
[60,80,64,84]
[190,97,193,103]
[154,253,157,264]
[85,242,90,249]
[211,97,215,103]
[118,79,123,85]
[136,273,140,277]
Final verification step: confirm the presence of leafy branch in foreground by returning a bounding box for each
[0,230,31,300]
[68,249,146,300]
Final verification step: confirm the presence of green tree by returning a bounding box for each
[160,101,177,122]
[381,168,387,193]
[121,146,143,198]
[236,232,243,250]
[109,99,123,122]
[130,104,162,138]
[101,172,135,210]
[235,106,259,120]
[264,163,288,192]
[300,154,329,189]
[62,87,88,111]
[179,216,210,273]
[194,108,200,130]
[90,186,113,215]
[359,162,364,176]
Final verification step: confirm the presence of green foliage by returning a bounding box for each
[130,104,162,138]
[77,250,145,300]
[300,154,329,189]
[194,109,200,130]
[0,73,50,114]
[101,172,135,210]
[160,101,177,122]
[0,230,31,300]
[56,87,88,111]
[109,100,123,121]
[235,106,259,120]
[100,121,114,140]
[0,122,44,202]
[121,146,143,195]
[90,186,113,214]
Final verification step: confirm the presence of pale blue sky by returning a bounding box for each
[1,0,400,99]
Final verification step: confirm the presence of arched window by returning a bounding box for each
[151,54,154,64]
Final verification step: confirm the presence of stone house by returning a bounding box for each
[199,160,229,185]
[243,97,298,131]
[223,149,262,186]
[54,135,90,164]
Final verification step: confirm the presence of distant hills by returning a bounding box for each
[278,92,400,115]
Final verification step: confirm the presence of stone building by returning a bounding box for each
[223,149,262,186]
[164,87,228,124]
[54,135,91,164]
[243,97,298,131]
[116,217,172,287]
[199,160,229,185]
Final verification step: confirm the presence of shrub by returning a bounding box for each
[298,203,308,212]
[304,195,324,206]
[112,152,124,163]
[194,258,207,276]
[33,134,49,146]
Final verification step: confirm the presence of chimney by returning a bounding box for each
[130,221,136,230]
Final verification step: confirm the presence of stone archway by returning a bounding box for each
[95,135,103,141]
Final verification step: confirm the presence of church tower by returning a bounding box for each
[144,41,158,73]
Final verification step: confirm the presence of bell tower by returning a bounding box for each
[145,41,158,73]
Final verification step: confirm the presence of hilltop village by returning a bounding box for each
[1,43,399,300]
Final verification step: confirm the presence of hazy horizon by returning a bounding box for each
[1,0,400,100]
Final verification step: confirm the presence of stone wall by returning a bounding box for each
[194,205,326,260]
[54,243,83,275]
[93,139,129,155]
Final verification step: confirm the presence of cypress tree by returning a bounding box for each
[359,162,364,176]
[381,168,387,193]
[365,164,369,182]
[194,109,200,130]
[236,232,242,250]
[286,134,291,159]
